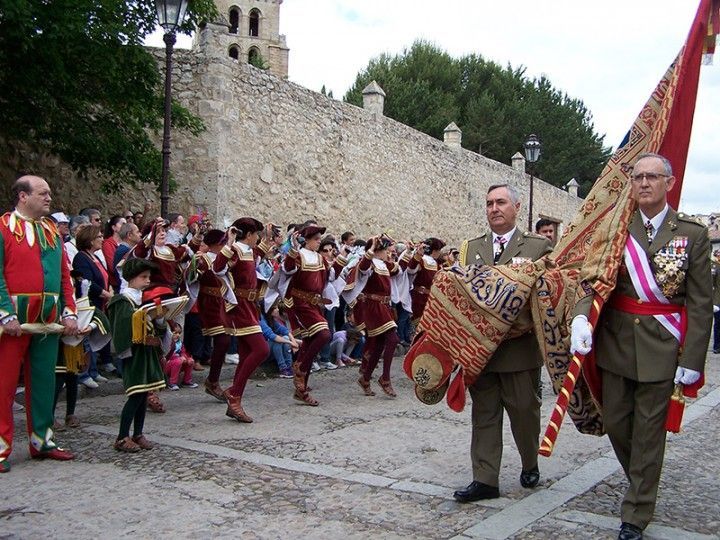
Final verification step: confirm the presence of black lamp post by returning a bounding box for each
[523,134,542,230]
[155,0,189,219]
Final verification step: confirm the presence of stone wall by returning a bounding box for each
[185,26,581,244]
[0,25,581,246]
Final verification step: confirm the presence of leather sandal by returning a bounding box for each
[357,377,375,396]
[378,377,397,398]
[65,415,81,428]
[147,392,166,413]
[114,436,141,453]
[204,380,226,402]
[224,391,254,423]
[132,435,155,450]
[293,389,319,406]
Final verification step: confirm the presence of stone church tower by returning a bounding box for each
[193,0,289,78]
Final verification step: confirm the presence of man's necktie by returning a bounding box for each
[645,220,654,243]
[494,237,506,264]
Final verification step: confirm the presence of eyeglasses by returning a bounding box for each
[630,173,669,183]
[320,248,333,253]
[124,215,133,219]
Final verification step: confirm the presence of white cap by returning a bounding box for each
[50,212,70,223]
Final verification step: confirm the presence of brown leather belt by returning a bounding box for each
[200,286,223,297]
[234,288,258,301]
[142,336,161,347]
[291,288,331,306]
[363,293,391,304]
[415,286,431,295]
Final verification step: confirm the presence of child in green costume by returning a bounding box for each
[107,259,169,453]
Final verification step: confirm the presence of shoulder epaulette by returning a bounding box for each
[523,231,547,240]
[676,213,706,227]
[459,235,485,266]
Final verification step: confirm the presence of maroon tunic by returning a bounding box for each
[283,248,331,338]
[213,240,269,336]
[133,239,197,289]
[357,254,398,337]
[194,252,229,336]
[401,253,439,321]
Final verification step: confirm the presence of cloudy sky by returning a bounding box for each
[155,0,719,214]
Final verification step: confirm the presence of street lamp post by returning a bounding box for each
[523,134,542,231]
[155,0,189,219]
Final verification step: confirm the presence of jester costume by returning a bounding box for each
[0,210,77,469]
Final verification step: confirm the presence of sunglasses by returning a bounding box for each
[320,248,333,253]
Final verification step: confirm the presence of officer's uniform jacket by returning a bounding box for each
[460,229,552,372]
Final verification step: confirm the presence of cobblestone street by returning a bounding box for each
[3,351,719,539]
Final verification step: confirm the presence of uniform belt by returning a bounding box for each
[415,286,431,295]
[291,288,331,306]
[200,286,223,297]
[234,288,259,301]
[363,293,391,304]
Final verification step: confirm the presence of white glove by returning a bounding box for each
[714,305,719,313]
[570,315,592,355]
[674,366,701,385]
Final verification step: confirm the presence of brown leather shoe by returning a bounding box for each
[132,435,155,450]
[114,437,141,453]
[30,446,75,460]
[224,391,253,423]
[193,361,205,371]
[65,415,81,428]
[204,379,226,402]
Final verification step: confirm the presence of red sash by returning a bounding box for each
[607,293,702,398]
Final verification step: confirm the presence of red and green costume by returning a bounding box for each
[0,210,77,466]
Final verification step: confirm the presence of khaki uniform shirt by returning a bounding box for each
[460,229,552,372]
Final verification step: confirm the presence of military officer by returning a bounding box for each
[571,153,712,540]
[454,183,552,502]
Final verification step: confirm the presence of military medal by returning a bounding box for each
[653,236,688,298]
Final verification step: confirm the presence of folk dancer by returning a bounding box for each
[344,235,401,397]
[281,225,347,406]
[132,217,200,293]
[186,229,234,401]
[400,237,445,324]
[212,218,273,423]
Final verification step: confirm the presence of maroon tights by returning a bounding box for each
[207,334,230,384]
[361,329,399,381]
[295,329,331,377]
[228,333,270,398]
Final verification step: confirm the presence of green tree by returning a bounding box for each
[0,0,217,192]
[345,41,611,194]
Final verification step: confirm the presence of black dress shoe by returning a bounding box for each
[618,522,643,540]
[453,481,499,503]
[520,466,540,488]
